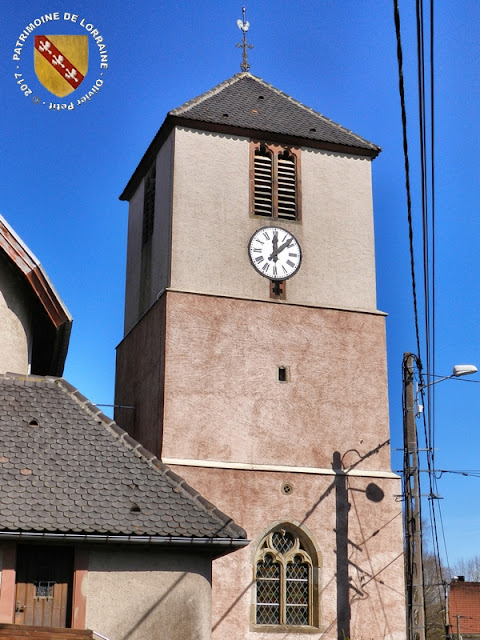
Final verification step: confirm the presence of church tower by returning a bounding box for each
[115,73,406,639]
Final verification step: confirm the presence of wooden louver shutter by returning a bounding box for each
[277,154,296,220]
[254,150,273,217]
[142,165,156,245]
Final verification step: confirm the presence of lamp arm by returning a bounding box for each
[418,375,452,392]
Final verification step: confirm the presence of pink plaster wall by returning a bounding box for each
[162,291,392,472]
[113,288,406,638]
[171,465,406,640]
[115,295,166,453]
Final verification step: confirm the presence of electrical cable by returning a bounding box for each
[396,0,449,631]
[393,0,423,362]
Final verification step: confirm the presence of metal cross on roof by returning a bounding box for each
[236,6,253,72]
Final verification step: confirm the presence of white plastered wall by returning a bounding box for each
[123,131,174,334]
[0,260,31,375]
[85,548,212,640]
[170,127,378,312]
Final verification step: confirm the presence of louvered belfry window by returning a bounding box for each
[251,142,301,220]
[139,162,156,316]
[277,150,297,220]
[142,164,156,246]
[255,526,315,628]
[254,146,273,217]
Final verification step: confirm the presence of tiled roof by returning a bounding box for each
[449,581,480,633]
[0,373,247,542]
[170,73,379,153]
[120,72,379,201]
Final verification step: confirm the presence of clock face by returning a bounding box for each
[248,226,302,281]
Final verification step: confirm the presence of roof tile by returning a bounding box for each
[171,72,379,152]
[0,373,247,541]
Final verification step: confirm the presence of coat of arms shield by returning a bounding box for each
[34,35,88,97]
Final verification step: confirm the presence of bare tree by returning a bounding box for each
[423,552,448,640]
[451,555,480,582]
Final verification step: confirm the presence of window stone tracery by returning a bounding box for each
[254,525,319,629]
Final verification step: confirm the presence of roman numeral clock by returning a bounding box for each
[248,226,302,294]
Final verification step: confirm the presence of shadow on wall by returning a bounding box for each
[119,573,188,640]
[150,442,403,640]
[286,441,401,640]
[326,443,402,640]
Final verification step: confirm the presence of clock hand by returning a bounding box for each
[276,238,293,255]
[269,231,279,262]
[269,237,292,261]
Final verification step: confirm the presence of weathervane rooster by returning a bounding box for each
[236,6,253,72]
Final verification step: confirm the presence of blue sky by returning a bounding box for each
[1,1,480,567]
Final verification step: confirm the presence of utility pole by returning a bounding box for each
[403,353,426,640]
[456,614,471,640]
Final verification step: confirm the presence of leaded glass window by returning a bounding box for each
[255,526,314,627]
[286,556,309,625]
[256,555,280,624]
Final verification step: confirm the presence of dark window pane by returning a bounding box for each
[272,530,295,553]
[286,556,309,624]
[286,605,309,625]
[256,604,280,625]
[256,555,280,624]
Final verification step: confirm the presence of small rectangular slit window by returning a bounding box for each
[277,366,290,383]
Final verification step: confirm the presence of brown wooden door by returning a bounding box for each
[15,546,74,628]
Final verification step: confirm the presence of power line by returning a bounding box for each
[393,0,422,362]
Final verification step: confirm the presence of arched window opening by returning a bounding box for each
[277,150,297,221]
[253,146,273,217]
[254,525,318,628]
[251,142,301,220]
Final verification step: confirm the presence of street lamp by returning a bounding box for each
[452,364,478,378]
[416,364,478,415]
[402,354,477,640]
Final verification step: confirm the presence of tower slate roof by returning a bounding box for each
[121,72,380,201]
[170,72,379,152]
[0,373,247,545]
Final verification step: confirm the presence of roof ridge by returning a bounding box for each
[0,372,247,540]
[0,216,72,376]
[169,72,249,116]
[0,214,72,323]
[53,376,247,539]
[248,74,378,150]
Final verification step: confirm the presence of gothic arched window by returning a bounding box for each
[250,142,301,221]
[254,524,319,629]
